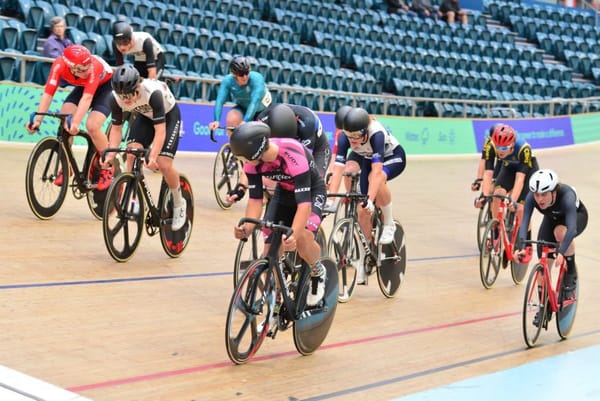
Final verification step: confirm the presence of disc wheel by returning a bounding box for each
[376,221,406,298]
[25,137,69,220]
[522,264,546,348]
[479,218,502,289]
[102,173,144,262]
[213,143,241,210]
[159,175,194,258]
[327,218,362,303]
[556,270,579,339]
[225,260,271,364]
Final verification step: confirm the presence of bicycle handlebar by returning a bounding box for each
[238,217,293,238]
[29,112,72,130]
[326,192,368,200]
[209,126,236,143]
[482,194,513,203]
[521,239,560,249]
[101,147,149,163]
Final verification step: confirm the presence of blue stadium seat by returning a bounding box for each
[118,0,136,18]
[27,0,54,31]
[0,55,17,81]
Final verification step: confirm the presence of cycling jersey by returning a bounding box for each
[111,79,177,123]
[334,119,400,163]
[44,55,112,97]
[114,31,164,67]
[213,71,271,122]
[495,138,536,174]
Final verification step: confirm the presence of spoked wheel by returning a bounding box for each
[158,175,194,258]
[476,198,492,251]
[25,137,69,220]
[293,258,339,355]
[233,227,264,287]
[522,264,546,348]
[556,268,579,339]
[479,218,502,289]
[225,259,271,364]
[87,153,122,220]
[327,218,362,303]
[377,221,406,298]
[213,143,241,210]
[102,173,144,262]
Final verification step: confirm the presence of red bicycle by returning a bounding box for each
[479,194,530,289]
[522,239,578,348]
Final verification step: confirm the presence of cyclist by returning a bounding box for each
[229,121,327,307]
[514,169,588,302]
[327,107,407,248]
[475,124,539,242]
[25,44,115,190]
[208,56,272,135]
[108,64,187,231]
[471,123,502,193]
[112,21,165,79]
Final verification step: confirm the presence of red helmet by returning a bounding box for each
[62,45,92,69]
[491,124,516,148]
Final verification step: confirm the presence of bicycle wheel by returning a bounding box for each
[293,258,339,356]
[102,173,145,262]
[479,218,503,289]
[233,227,264,287]
[158,175,194,258]
[316,225,327,257]
[212,143,241,210]
[333,197,351,225]
[377,221,406,298]
[476,199,492,251]
[556,269,579,339]
[86,153,122,220]
[510,260,529,285]
[327,218,361,303]
[225,259,271,364]
[25,137,69,220]
[522,264,546,348]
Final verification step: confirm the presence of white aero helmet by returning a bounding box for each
[529,169,559,193]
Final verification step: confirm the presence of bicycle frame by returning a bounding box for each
[532,243,571,313]
[486,194,520,260]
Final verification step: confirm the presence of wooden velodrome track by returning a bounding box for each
[1,141,599,401]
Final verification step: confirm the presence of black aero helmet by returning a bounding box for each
[229,55,250,75]
[343,107,370,134]
[112,64,140,95]
[335,105,353,130]
[267,104,298,139]
[113,21,133,44]
[229,122,270,161]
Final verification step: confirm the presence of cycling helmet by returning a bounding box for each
[62,45,92,68]
[267,104,298,139]
[335,105,353,130]
[229,122,270,161]
[343,107,370,136]
[229,55,250,76]
[113,21,133,44]
[529,169,559,193]
[490,124,516,148]
[111,64,140,95]
[487,123,502,137]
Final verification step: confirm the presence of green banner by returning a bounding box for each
[377,116,477,154]
[570,113,600,144]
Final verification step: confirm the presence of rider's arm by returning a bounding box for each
[558,191,580,255]
[213,75,232,122]
[141,37,157,78]
[516,193,535,250]
[243,72,266,121]
[241,168,264,233]
[326,135,350,195]
[366,132,387,203]
[113,43,124,66]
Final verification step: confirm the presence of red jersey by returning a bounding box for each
[44,55,113,97]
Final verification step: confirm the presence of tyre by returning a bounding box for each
[476,199,491,251]
[212,143,241,210]
[327,218,362,303]
[233,227,264,287]
[377,221,406,298]
[159,175,194,258]
[225,259,271,364]
[316,225,327,257]
[293,258,338,355]
[556,268,579,339]
[522,264,546,348]
[479,219,502,289]
[25,137,69,220]
[102,173,144,262]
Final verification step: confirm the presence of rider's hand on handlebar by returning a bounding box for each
[471,178,482,191]
[208,121,219,131]
[25,120,40,134]
[234,224,250,240]
[282,233,297,252]
[226,183,247,204]
[362,198,375,214]
[474,195,485,209]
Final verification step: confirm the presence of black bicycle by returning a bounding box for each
[101,147,194,262]
[25,112,120,220]
[327,192,406,302]
[210,126,242,210]
[225,217,338,364]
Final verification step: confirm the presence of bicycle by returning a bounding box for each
[476,194,493,251]
[522,239,578,348]
[210,126,241,210]
[25,112,120,220]
[101,147,194,262]
[225,217,338,364]
[327,192,406,302]
[479,194,529,289]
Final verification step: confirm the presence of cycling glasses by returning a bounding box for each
[70,64,91,74]
[495,144,513,152]
[115,38,131,46]
[117,90,138,101]
[233,71,249,77]
[345,130,366,140]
